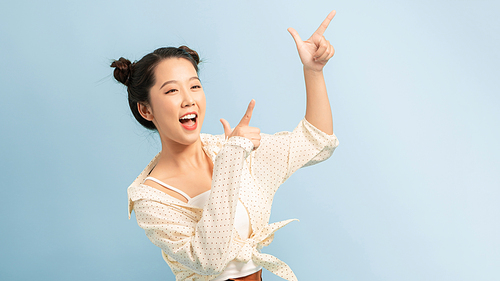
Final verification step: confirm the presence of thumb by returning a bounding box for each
[287,27,303,49]
[220,118,232,139]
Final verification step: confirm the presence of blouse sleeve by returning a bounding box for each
[251,118,339,191]
[130,136,254,276]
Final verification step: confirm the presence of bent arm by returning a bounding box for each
[251,118,338,197]
[131,136,254,276]
[288,10,336,135]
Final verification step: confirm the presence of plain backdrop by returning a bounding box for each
[1,1,499,280]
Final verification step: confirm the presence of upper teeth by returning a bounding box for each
[180,114,196,120]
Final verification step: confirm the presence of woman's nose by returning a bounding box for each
[181,91,195,108]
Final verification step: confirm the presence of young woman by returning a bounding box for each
[112,11,339,281]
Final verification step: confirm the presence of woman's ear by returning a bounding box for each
[138,102,154,121]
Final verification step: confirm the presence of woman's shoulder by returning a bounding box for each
[128,183,180,203]
[200,132,225,145]
[200,133,225,158]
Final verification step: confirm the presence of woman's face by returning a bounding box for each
[146,57,206,146]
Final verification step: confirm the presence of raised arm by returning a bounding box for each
[288,10,336,135]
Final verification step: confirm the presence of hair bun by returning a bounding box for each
[111,57,133,86]
[179,46,200,65]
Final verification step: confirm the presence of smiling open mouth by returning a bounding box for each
[179,113,197,130]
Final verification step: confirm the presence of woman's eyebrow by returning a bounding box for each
[159,77,200,90]
[159,80,176,90]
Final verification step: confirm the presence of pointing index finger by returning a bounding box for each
[238,99,255,126]
[314,10,336,36]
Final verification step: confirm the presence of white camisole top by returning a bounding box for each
[143,176,262,280]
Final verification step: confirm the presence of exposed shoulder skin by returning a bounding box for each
[142,179,189,203]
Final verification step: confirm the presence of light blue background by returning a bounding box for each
[1,1,499,280]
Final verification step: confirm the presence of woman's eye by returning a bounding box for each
[165,89,177,94]
[191,85,201,89]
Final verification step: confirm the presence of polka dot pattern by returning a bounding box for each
[128,118,339,281]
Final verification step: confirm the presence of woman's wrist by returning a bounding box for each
[225,136,255,158]
[303,66,324,76]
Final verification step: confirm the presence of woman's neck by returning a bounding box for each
[157,137,209,174]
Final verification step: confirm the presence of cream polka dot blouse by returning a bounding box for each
[128,118,339,281]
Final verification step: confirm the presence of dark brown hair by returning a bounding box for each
[111,46,200,130]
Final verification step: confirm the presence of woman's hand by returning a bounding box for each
[220,99,261,149]
[288,10,336,72]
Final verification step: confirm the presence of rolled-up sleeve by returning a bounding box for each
[130,136,254,276]
[251,118,339,191]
